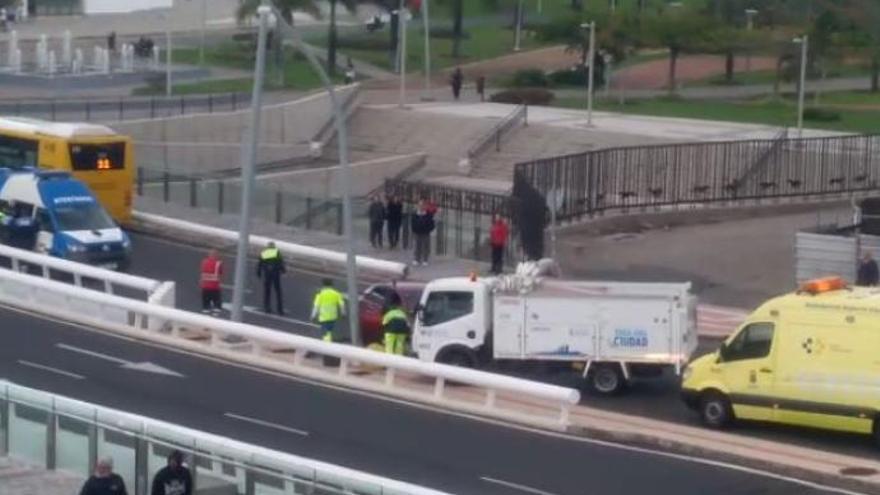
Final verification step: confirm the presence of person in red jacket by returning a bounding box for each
[489,214,509,275]
[199,249,223,315]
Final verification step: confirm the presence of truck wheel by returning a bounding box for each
[700,391,733,429]
[589,364,625,395]
[437,347,477,369]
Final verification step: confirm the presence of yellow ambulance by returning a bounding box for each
[681,277,880,444]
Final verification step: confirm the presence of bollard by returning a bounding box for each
[163,172,170,203]
[180,96,185,115]
[336,203,344,236]
[208,94,213,113]
[136,167,143,196]
[218,182,225,214]
[275,190,282,224]
[189,179,197,208]
[118,98,124,121]
[305,197,313,230]
[231,92,237,111]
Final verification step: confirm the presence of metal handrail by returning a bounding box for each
[466,104,528,161]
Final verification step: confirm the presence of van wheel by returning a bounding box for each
[588,364,626,396]
[700,391,733,429]
[437,347,477,369]
[872,418,880,448]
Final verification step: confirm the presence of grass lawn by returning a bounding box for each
[132,78,254,96]
[553,95,880,134]
[695,63,872,87]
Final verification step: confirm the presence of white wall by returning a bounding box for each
[83,0,172,14]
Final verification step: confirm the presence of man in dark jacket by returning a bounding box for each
[857,251,880,286]
[411,200,435,266]
[385,196,403,249]
[368,195,386,249]
[151,450,192,495]
[79,457,127,495]
[257,241,286,314]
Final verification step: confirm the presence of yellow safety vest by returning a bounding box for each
[261,248,280,260]
[313,288,344,323]
[382,308,408,326]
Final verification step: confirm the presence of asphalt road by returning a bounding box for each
[121,231,880,460]
[0,307,854,495]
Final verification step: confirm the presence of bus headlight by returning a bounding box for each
[67,242,86,253]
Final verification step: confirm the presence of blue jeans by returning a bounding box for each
[321,320,336,342]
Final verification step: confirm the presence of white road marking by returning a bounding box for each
[56,343,184,377]
[223,412,309,437]
[17,360,85,380]
[480,477,559,495]
[221,302,319,328]
[7,305,868,495]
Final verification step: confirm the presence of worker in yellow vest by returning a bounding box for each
[382,293,410,355]
[311,278,346,342]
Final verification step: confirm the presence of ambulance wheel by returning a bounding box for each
[700,391,733,429]
[588,364,625,396]
[437,347,477,369]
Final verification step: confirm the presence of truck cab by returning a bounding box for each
[412,276,492,367]
[0,169,131,269]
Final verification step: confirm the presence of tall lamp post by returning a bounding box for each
[422,0,432,99]
[793,35,808,140]
[580,21,596,126]
[514,0,523,51]
[398,1,408,108]
[744,8,758,73]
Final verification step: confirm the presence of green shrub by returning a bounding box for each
[804,107,841,122]
[510,69,549,87]
[549,68,587,87]
[490,88,555,106]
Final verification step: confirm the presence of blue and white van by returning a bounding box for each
[0,168,131,269]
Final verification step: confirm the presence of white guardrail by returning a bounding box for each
[133,211,409,280]
[0,266,579,429]
[1,381,452,495]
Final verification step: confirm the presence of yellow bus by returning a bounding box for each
[0,117,133,223]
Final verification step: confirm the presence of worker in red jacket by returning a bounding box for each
[489,214,509,275]
[199,249,223,315]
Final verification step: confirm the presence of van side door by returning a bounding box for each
[35,207,54,254]
[718,322,777,422]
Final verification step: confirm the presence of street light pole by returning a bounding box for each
[230,1,271,323]
[399,0,407,108]
[270,6,362,346]
[422,0,432,98]
[165,12,172,97]
[514,0,523,52]
[581,21,596,126]
[199,0,207,66]
[745,8,757,73]
[795,35,808,140]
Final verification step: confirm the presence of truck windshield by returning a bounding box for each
[54,204,116,231]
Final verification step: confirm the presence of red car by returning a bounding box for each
[359,281,426,345]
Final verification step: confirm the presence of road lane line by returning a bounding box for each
[223,412,309,437]
[17,360,85,380]
[480,477,559,495]
[56,343,128,364]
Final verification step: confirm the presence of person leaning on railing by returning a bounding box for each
[79,457,128,495]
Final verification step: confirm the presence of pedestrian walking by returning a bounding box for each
[107,31,117,53]
[382,293,410,355]
[368,195,386,249]
[199,249,223,315]
[411,200,435,266]
[386,195,403,249]
[79,457,128,495]
[312,278,346,342]
[151,450,192,495]
[857,251,879,286]
[344,57,356,84]
[476,75,486,102]
[256,241,285,315]
[489,214,509,275]
[450,67,463,100]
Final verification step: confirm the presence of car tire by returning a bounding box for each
[700,391,733,429]
[437,347,477,369]
[588,363,626,396]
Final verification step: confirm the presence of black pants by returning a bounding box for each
[387,222,401,248]
[201,289,222,312]
[263,275,283,314]
[369,220,384,248]
[491,245,504,274]
[414,233,431,263]
[452,85,461,100]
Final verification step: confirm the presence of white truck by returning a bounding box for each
[412,261,698,394]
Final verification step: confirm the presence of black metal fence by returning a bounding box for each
[514,133,880,221]
[0,93,248,122]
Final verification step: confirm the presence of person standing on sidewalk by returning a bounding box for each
[312,278,346,342]
[257,241,286,315]
[411,200,435,266]
[79,457,127,495]
[476,75,486,102]
[386,195,403,249]
[199,249,223,315]
[382,293,410,355]
[368,195,386,249]
[150,450,192,495]
[858,250,880,286]
[450,67,464,100]
[489,214,509,275]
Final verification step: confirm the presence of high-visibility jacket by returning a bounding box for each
[312,288,345,323]
[382,307,410,335]
[256,248,285,278]
[200,256,222,290]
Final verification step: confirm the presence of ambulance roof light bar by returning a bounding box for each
[799,276,847,295]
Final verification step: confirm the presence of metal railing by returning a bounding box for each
[0,267,580,429]
[514,133,880,221]
[0,381,453,495]
[0,93,248,122]
[465,104,528,164]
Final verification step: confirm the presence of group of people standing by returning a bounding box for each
[79,451,191,495]
[368,196,438,266]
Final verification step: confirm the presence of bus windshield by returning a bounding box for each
[54,203,116,231]
[69,142,126,171]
